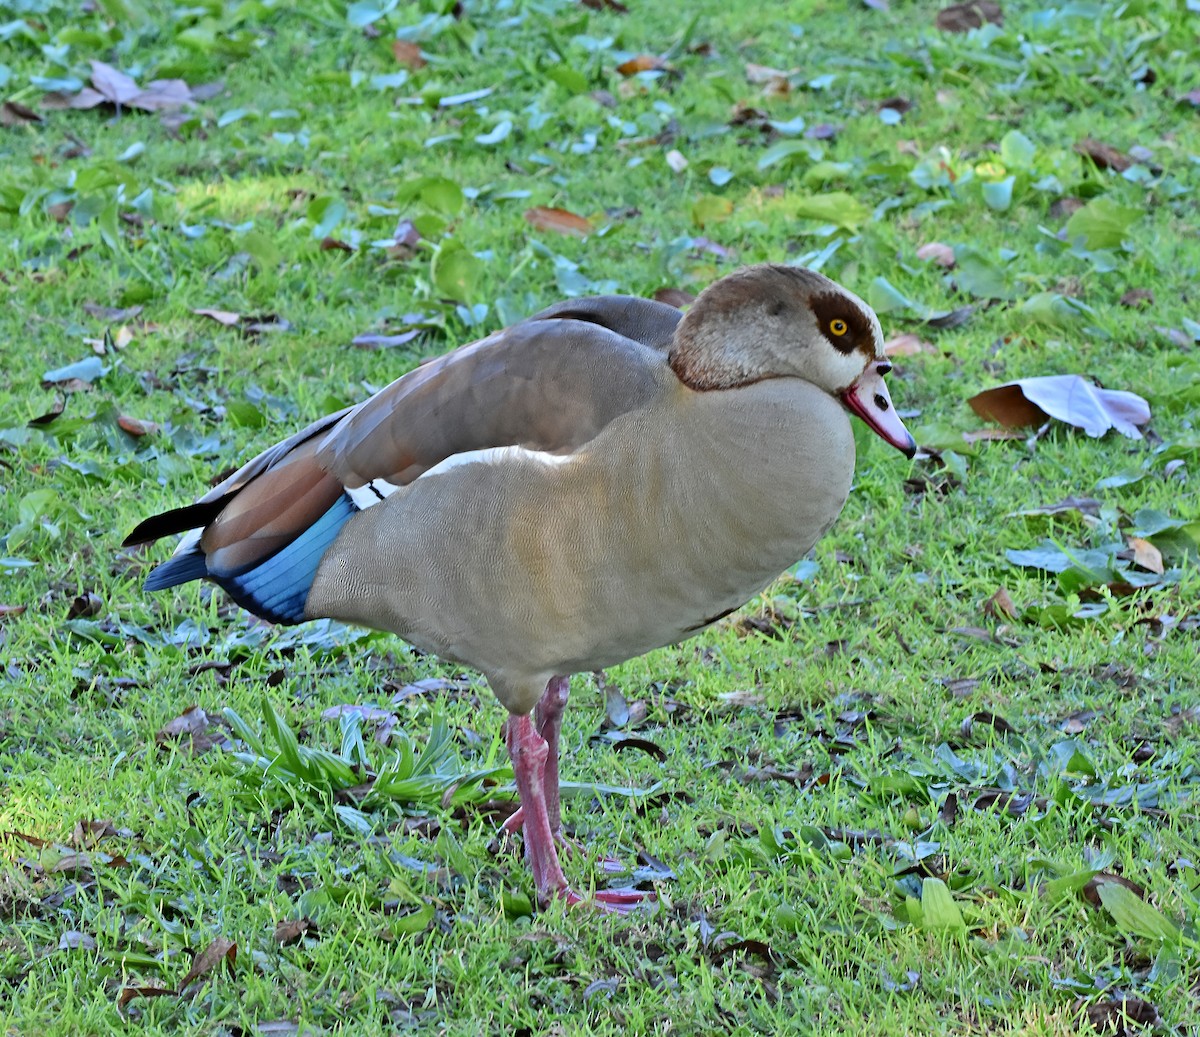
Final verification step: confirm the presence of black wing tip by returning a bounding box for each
[122,497,230,548]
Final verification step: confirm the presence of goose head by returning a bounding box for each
[669,264,917,458]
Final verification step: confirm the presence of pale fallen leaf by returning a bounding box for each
[665,149,688,173]
[89,60,141,105]
[1128,537,1164,575]
[744,62,793,85]
[884,333,935,357]
[523,207,593,238]
[968,375,1150,439]
[193,308,240,326]
[916,242,956,267]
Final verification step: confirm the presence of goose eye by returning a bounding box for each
[830,318,848,336]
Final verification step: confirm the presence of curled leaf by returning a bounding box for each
[968,375,1150,439]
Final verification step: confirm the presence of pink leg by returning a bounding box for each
[504,712,652,914]
[504,676,569,840]
[505,713,575,905]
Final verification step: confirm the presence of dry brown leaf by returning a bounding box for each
[391,40,427,69]
[1,100,42,126]
[935,0,1002,32]
[1074,137,1131,172]
[523,206,593,238]
[193,308,240,326]
[884,333,935,357]
[117,985,175,1009]
[0,604,27,619]
[273,918,316,946]
[319,237,354,253]
[968,375,1150,439]
[156,706,211,743]
[582,0,629,10]
[179,937,236,993]
[1119,288,1153,308]
[617,55,668,76]
[1128,537,1164,575]
[916,242,956,267]
[72,819,117,849]
[118,415,159,437]
[983,587,1017,620]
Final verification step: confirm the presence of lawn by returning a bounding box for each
[1,0,1198,1033]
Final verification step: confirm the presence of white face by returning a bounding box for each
[770,279,883,394]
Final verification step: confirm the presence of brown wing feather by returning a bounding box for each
[527,295,683,351]
[315,316,668,488]
[126,309,671,580]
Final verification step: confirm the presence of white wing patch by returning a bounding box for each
[345,446,574,510]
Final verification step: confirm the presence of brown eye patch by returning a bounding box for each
[808,292,874,357]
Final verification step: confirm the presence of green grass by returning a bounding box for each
[2,0,1199,1033]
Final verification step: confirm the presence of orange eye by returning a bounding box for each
[830,318,848,336]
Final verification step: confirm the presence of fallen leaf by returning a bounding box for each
[43,356,106,390]
[1,100,42,126]
[1009,496,1101,518]
[916,242,956,268]
[523,207,593,238]
[968,375,1150,439]
[391,40,427,69]
[665,149,688,173]
[1075,137,1131,173]
[804,123,838,140]
[129,79,192,111]
[58,930,96,951]
[1127,537,1164,575]
[1048,197,1085,220]
[319,237,354,253]
[0,604,28,619]
[273,918,316,946]
[744,63,792,86]
[617,55,669,76]
[884,333,935,357]
[178,937,236,993]
[117,985,175,1009]
[935,0,1002,32]
[1119,288,1153,308]
[72,819,117,848]
[155,706,225,754]
[118,415,159,437]
[582,0,629,10]
[1081,998,1161,1034]
[983,587,1017,620]
[89,60,141,106]
[83,302,144,321]
[352,330,421,350]
[193,308,241,326]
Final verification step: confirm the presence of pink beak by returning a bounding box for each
[841,362,917,458]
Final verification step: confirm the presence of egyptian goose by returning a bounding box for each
[125,264,916,911]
